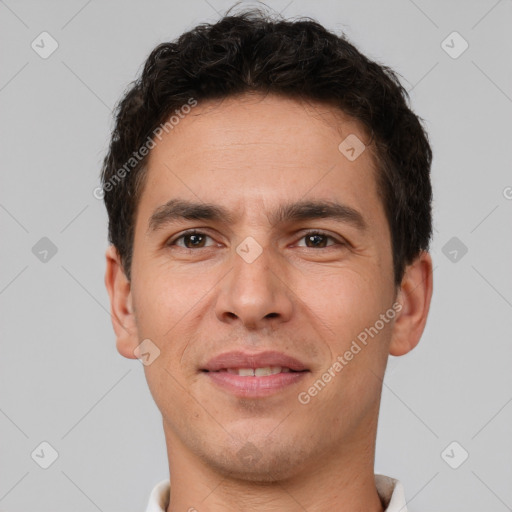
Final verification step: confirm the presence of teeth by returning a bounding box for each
[255,366,282,376]
[225,366,286,376]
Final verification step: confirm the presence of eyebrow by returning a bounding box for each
[147,198,367,234]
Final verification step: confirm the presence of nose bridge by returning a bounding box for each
[215,237,293,328]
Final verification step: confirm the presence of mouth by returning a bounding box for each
[200,351,310,397]
[202,367,307,376]
[201,350,309,372]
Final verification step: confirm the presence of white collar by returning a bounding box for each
[145,474,407,511]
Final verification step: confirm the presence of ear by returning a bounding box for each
[104,245,139,359]
[389,251,433,356]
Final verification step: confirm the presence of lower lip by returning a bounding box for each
[203,370,308,397]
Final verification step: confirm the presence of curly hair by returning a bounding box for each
[100,8,433,287]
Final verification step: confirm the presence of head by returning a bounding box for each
[103,9,433,483]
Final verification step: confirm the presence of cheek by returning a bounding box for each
[132,267,207,335]
[302,270,392,424]
[131,269,217,390]
[297,267,388,347]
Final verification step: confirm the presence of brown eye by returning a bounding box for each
[182,233,206,248]
[168,230,214,249]
[305,233,329,248]
[297,231,342,248]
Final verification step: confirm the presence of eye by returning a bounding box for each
[296,230,345,249]
[168,230,215,249]
[166,229,346,250]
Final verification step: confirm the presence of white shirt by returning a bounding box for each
[144,474,407,511]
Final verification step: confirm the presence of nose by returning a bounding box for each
[214,242,294,331]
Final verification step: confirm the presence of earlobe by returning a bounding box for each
[389,251,433,357]
[104,245,139,359]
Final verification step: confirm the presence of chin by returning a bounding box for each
[202,438,311,483]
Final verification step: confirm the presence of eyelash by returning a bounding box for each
[167,229,346,249]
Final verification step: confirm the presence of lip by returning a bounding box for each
[201,350,309,398]
[201,350,309,372]
[205,371,308,398]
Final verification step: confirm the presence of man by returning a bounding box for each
[102,8,433,512]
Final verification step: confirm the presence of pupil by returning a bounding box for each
[307,234,326,248]
[187,234,203,247]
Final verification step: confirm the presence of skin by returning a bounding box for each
[104,93,433,512]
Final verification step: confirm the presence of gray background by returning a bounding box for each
[1,0,511,510]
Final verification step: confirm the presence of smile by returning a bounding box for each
[212,366,298,376]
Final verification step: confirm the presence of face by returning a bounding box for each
[106,93,431,482]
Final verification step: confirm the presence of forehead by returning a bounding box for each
[136,93,386,233]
